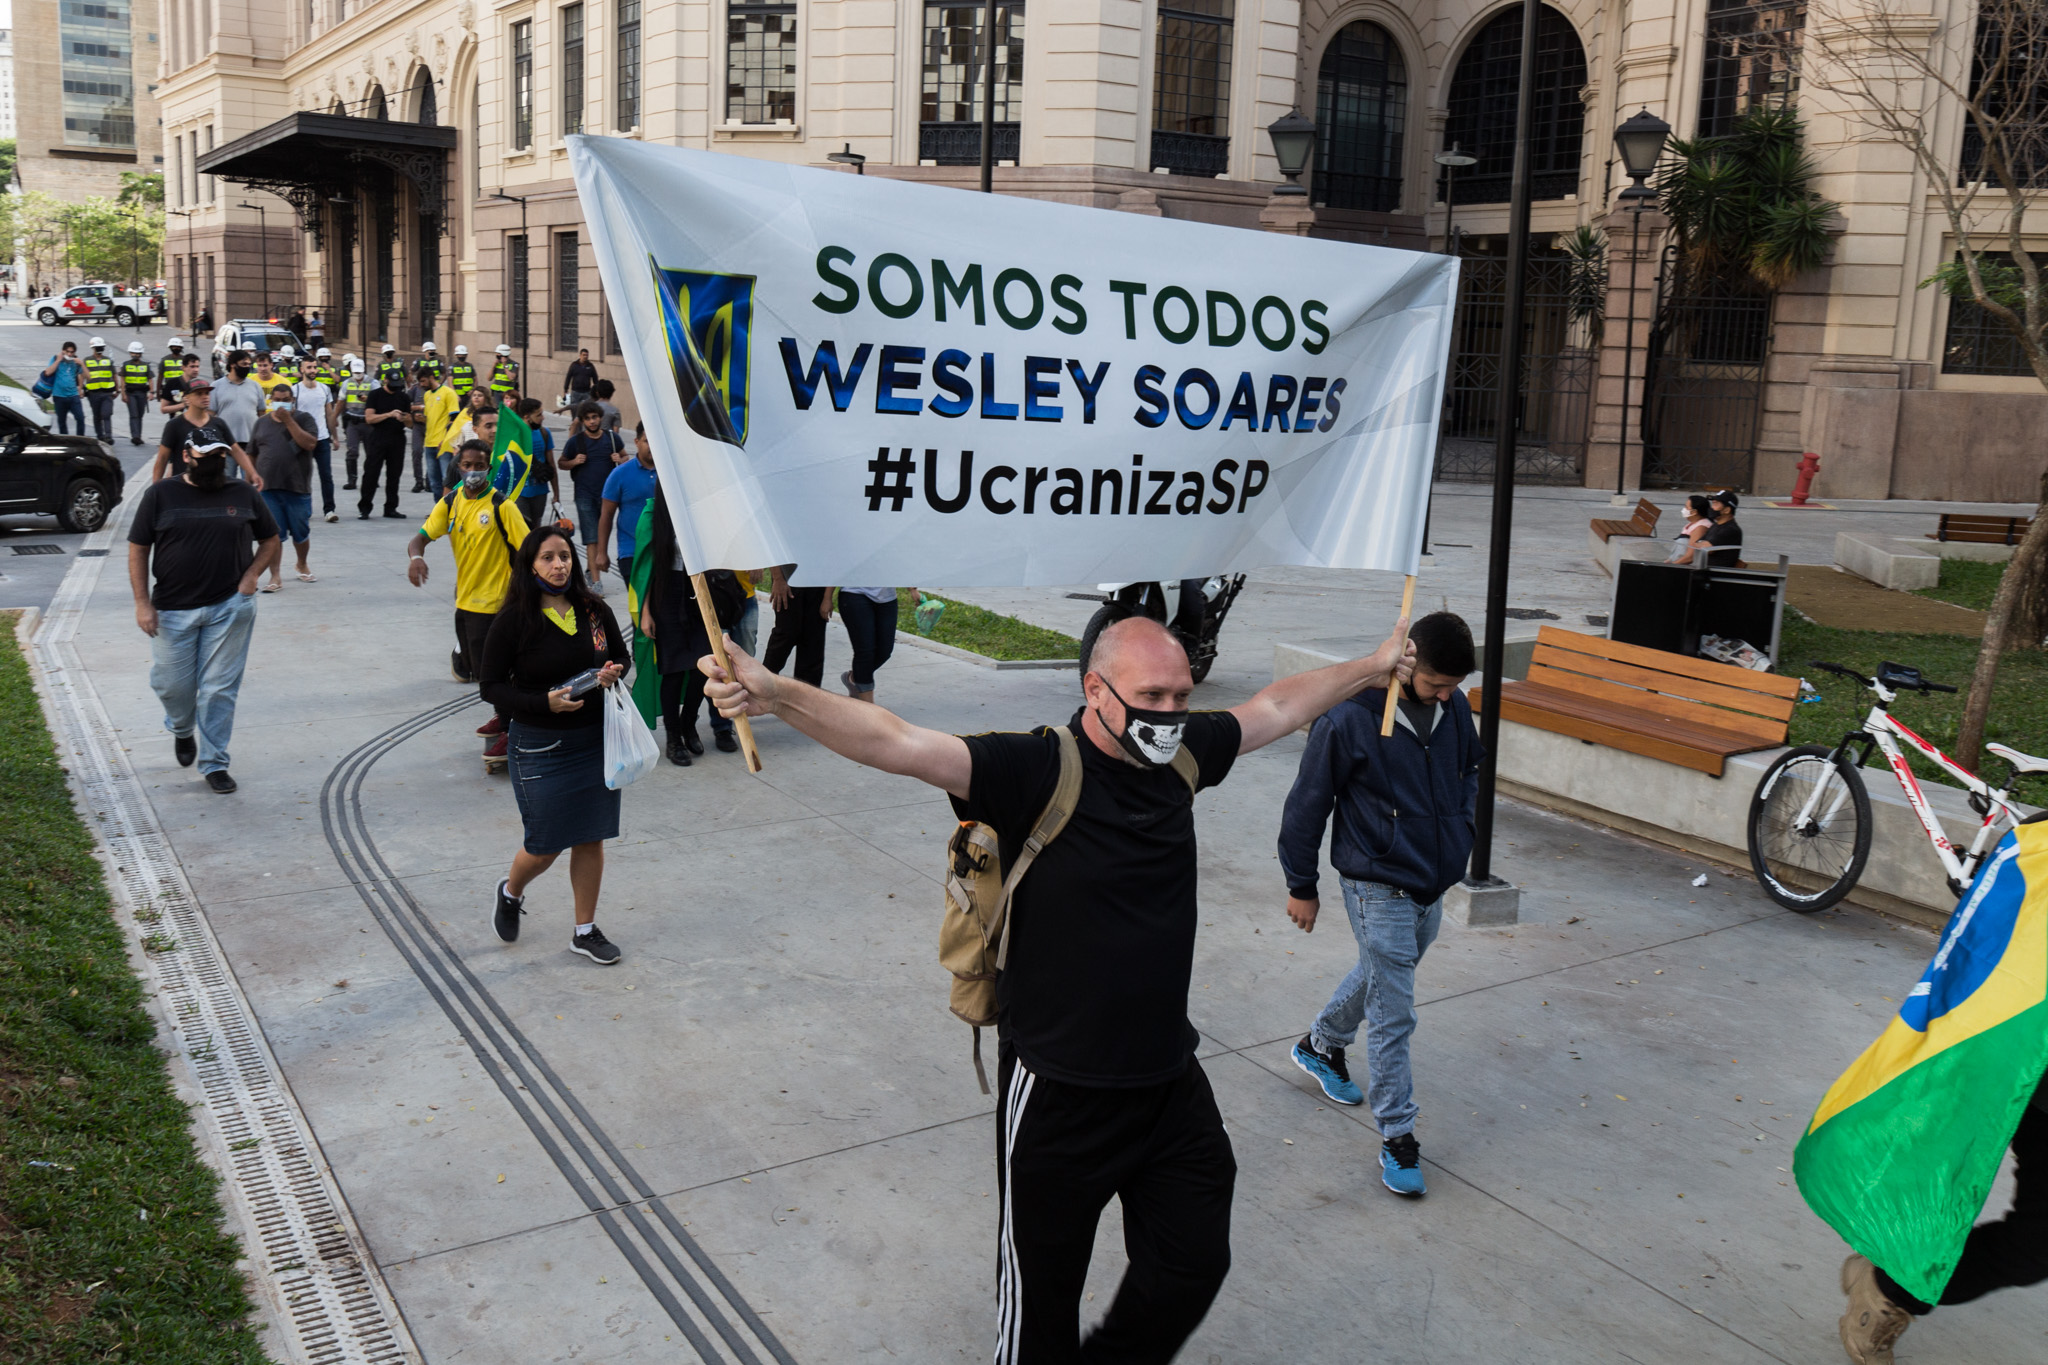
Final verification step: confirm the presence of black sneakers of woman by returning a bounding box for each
[572,925,621,964]
[494,879,526,942]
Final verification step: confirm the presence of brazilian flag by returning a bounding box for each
[628,496,660,728]
[489,401,535,501]
[1794,818,2048,1304]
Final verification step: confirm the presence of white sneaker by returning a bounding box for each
[323,511,339,523]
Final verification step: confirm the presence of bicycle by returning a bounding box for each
[1745,659,2048,912]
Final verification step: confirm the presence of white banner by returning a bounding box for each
[569,137,1458,586]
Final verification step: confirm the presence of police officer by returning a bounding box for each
[487,343,520,401]
[82,336,119,442]
[314,347,339,388]
[415,339,447,388]
[157,337,188,390]
[341,358,374,489]
[376,344,407,387]
[449,344,478,397]
[119,340,153,446]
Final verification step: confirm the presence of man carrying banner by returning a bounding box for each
[702,614,1413,1361]
[1796,812,2048,1363]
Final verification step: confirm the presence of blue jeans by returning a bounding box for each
[51,394,84,434]
[1310,878,1442,1139]
[574,485,604,546]
[438,450,461,492]
[261,490,312,545]
[309,437,335,513]
[149,592,258,775]
[838,592,897,691]
[734,594,760,657]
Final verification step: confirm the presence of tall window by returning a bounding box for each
[561,4,584,136]
[419,216,441,322]
[726,4,797,123]
[204,125,215,203]
[170,135,182,207]
[415,67,438,125]
[1698,0,1804,140]
[920,2,1023,165]
[507,235,530,349]
[366,83,387,120]
[556,232,579,350]
[1442,5,1587,205]
[1942,253,2036,375]
[617,0,641,130]
[510,19,534,149]
[1313,21,1406,212]
[1964,12,2048,188]
[1152,0,1234,177]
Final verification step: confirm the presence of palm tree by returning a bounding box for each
[1656,108,1837,291]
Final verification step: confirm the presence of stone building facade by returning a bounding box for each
[158,0,2042,499]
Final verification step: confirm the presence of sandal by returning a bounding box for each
[296,573,318,583]
[259,582,281,593]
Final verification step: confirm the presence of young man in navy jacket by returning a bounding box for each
[1278,612,1482,1195]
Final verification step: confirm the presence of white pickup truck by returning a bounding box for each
[29,284,160,328]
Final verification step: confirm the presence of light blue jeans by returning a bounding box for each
[1310,877,1443,1138]
[149,592,257,775]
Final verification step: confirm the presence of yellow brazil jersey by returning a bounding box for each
[420,490,532,615]
[424,384,465,454]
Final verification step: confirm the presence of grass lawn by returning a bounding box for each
[897,589,1081,662]
[0,619,269,1362]
[1912,558,2008,613]
[1779,611,2048,807]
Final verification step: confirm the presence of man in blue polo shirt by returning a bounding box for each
[593,421,658,588]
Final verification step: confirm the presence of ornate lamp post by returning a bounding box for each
[1434,142,1476,254]
[1610,108,1672,505]
[826,144,867,175]
[1266,109,1317,196]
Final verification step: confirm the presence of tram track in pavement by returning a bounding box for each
[319,697,797,1365]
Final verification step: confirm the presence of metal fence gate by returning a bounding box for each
[1641,251,1772,492]
[1435,254,1595,485]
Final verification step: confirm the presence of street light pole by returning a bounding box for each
[238,202,270,320]
[978,0,998,193]
[1609,109,1672,507]
[491,191,532,385]
[167,208,192,327]
[1465,0,1541,904]
[1434,143,1475,255]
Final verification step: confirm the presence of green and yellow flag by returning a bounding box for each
[490,401,534,501]
[1794,818,2048,1303]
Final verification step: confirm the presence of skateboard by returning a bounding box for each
[484,746,507,775]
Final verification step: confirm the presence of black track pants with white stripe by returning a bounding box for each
[994,1049,1236,1363]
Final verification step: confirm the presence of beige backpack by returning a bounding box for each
[939,728,1197,1092]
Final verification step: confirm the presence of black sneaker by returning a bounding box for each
[683,727,704,756]
[572,924,622,964]
[714,730,738,753]
[382,510,408,519]
[450,651,475,684]
[344,480,358,490]
[494,879,526,943]
[174,734,197,767]
[204,770,237,794]
[666,736,692,767]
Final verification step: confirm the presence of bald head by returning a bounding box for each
[1088,615,1186,687]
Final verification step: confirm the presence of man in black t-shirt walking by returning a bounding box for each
[702,614,1412,1362]
[358,372,414,519]
[127,442,282,794]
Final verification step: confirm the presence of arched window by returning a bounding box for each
[366,84,387,120]
[414,68,438,125]
[1442,5,1586,205]
[1312,21,1405,212]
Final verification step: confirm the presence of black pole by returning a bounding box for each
[519,196,529,390]
[979,0,998,193]
[1616,200,1642,501]
[1467,0,1540,886]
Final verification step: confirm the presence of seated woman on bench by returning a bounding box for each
[1674,491,1742,567]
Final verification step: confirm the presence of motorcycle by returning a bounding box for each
[1079,575,1247,685]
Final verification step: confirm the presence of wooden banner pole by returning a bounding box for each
[1379,574,1418,738]
[690,572,763,773]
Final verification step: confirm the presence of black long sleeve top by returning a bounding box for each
[479,597,630,729]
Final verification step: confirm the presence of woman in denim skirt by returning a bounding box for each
[479,525,631,963]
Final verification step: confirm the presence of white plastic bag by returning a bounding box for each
[601,684,661,790]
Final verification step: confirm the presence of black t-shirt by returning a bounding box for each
[158,414,235,477]
[950,709,1241,1087]
[363,386,410,454]
[562,430,625,501]
[565,360,598,392]
[1703,518,1743,566]
[159,375,190,408]
[127,478,279,611]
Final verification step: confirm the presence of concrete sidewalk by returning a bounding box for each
[51,486,2048,1363]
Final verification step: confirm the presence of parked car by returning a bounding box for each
[211,319,301,375]
[29,284,150,328]
[0,384,49,430]
[0,400,125,532]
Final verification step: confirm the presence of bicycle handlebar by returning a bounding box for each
[1810,659,1958,693]
[1809,660,1862,680]
[1924,681,1959,694]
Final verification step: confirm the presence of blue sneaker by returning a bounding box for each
[1380,1133,1426,1196]
[1291,1035,1363,1106]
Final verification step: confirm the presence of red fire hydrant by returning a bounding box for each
[1790,452,1821,506]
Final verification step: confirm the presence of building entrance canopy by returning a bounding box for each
[196,112,459,248]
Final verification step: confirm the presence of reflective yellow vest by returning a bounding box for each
[416,357,447,386]
[450,361,478,392]
[156,354,186,385]
[488,361,519,395]
[82,356,117,392]
[120,359,152,391]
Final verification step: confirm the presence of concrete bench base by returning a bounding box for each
[1589,526,1672,576]
[1835,530,1940,590]
[1490,715,2039,927]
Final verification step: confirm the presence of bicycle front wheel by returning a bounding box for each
[1747,745,1872,912]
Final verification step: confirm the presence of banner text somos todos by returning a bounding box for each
[786,247,1347,521]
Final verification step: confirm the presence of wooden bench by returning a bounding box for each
[1928,514,2033,545]
[1591,497,1662,543]
[1468,626,1799,777]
